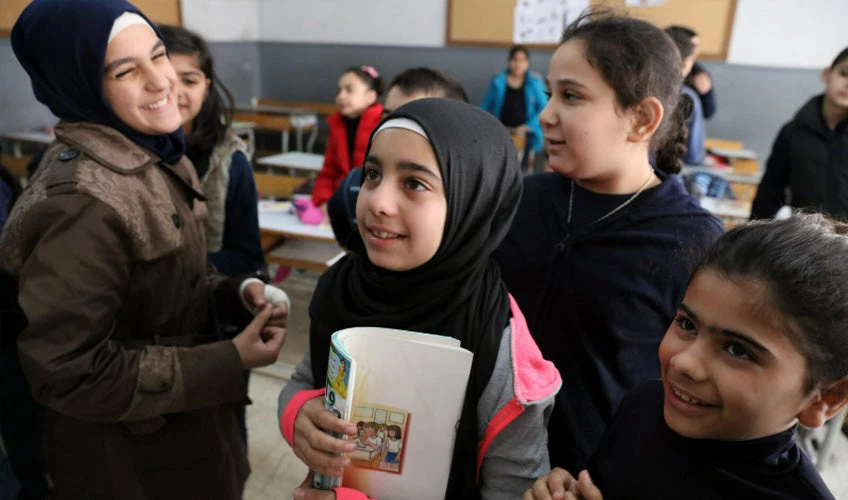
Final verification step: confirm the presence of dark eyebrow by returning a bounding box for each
[679,303,772,355]
[177,69,204,77]
[550,77,588,89]
[364,155,381,167]
[103,39,165,75]
[397,161,441,181]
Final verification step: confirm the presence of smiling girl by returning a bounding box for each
[278,99,561,499]
[526,214,848,500]
[494,11,725,474]
[1,1,287,497]
[158,25,264,277]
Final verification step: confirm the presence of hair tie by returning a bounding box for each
[361,65,379,79]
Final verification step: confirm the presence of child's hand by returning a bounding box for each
[231,305,286,368]
[575,470,603,500]
[523,467,577,499]
[294,397,358,476]
[242,281,289,328]
[293,473,335,500]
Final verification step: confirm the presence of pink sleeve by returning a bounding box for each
[332,487,376,500]
[280,388,326,447]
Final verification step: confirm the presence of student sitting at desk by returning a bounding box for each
[666,27,706,165]
[312,66,384,213]
[751,47,848,220]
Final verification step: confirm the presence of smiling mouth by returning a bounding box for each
[671,386,714,407]
[369,229,404,240]
[142,96,169,111]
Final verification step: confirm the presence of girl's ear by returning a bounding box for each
[626,96,664,144]
[204,78,211,101]
[367,89,378,105]
[797,377,848,428]
[821,67,831,85]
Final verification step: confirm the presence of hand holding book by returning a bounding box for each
[293,397,358,477]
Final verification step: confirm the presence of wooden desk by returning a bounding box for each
[681,165,762,185]
[234,104,319,152]
[1,130,55,178]
[256,98,337,117]
[256,152,323,176]
[259,203,343,273]
[231,121,256,159]
[698,196,751,229]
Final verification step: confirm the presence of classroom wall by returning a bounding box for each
[256,0,445,47]
[0,40,55,136]
[254,42,825,160]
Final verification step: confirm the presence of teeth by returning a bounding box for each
[672,388,708,406]
[143,96,168,110]
[371,230,399,239]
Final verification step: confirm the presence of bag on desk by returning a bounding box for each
[293,195,323,225]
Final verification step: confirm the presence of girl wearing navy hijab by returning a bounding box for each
[278,99,562,500]
[1,0,288,497]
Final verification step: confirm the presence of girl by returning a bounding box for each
[1,1,287,497]
[494,11,725,474]
[481,45,548,171]
[525,214,848,499]
[312,66,384,211]
[383,425,403,469]
[159,24,265,447]
[278,98,561,499]
[666,27,706,165]
[751,47,848,220]
[158,25,264,276]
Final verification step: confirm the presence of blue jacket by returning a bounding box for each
[682,85,706,165]
[494,172,724,473]
[481,71,548,153]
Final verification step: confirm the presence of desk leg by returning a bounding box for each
[296,127,304,152]
[247,129,256,159]
[306,127,317,153]
[282,131,290,152]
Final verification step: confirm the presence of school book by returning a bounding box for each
[314,327,474,500]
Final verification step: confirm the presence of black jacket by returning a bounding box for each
[494,172,724,472]
[751,95,848,219]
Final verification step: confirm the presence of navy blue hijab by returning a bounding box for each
[11,0,185,164]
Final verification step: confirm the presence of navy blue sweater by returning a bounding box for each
[207,151,265,275]
[589,381,834,499]
[494,172,724,472]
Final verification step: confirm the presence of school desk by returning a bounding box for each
[230,120,256,159]
[256,151,323,176]
[234,103,318,153]
[258,201,344,273]
[681,165,763,185]
[1,129,54,178]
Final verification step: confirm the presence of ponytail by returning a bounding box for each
[654,92,693,175]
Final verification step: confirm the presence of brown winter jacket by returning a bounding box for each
[0,121,252,499]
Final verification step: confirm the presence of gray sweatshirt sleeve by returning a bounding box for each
[277,348,317,436]
[477,326,555,500]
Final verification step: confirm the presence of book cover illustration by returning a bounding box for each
[351,404,410,474]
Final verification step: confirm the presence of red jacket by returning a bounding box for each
[312,103,384,206]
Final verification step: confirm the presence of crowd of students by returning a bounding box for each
[1,1,847,499]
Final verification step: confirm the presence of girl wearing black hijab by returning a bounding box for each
[0,0,288,497]
[278,98,562,500]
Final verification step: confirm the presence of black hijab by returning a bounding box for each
[309,98,522,498]
[11,0,185,164]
